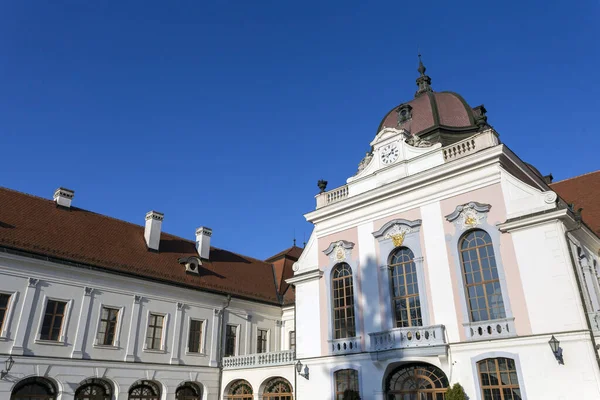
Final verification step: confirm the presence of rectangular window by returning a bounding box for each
[0,293,11,333]
[188,319,204,353]
[225,324,237,357]
[257,328,268,353]
[97,307,119,346]
[145,313,164,350]
[40,300,67,341]
[289,330,296,350]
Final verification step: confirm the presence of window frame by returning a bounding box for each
[143,311,169,352]
[289,330,296,351]
[471,352,527,400]
[186,317,207,355]
[0,291,16,339]
[224,323,239,357]
[256,328,269,353]
[330,364,363,400]
[93,304,124,348]
[35,296,73,344]
[334,368,361,400]
[331,262,357,340]
[388,246,423,328]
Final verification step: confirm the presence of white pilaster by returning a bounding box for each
[124,294,142,362]
[420,201,460,341]
[170,302,184,364]
[357,221,380,348]
[246,315,252,354]
[71,286,94,358]
[209,308,219,367]
[11,277,40,355]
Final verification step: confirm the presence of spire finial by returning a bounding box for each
[415,53,433,97]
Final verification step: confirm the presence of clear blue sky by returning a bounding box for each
[1,1,598,259]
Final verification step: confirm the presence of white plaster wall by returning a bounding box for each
[293,277,321,359]
[510,221,588,333]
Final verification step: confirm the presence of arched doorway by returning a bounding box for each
[11,377,57,400]
[176,382,202,400]
[385,363,449,400]
[129,380,161,400]
[225,379,253,400]
[262,377,293,400]
[75,378,113,400]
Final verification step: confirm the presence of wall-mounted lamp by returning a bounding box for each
[295,360,309,380]
[1,356,14,379]
[548,335,564,365]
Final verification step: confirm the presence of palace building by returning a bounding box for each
[1,59,600,400]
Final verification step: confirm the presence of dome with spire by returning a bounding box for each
[376,56,489,145]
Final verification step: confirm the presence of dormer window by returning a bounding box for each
[178,256,202,275]
[397,104,413,124]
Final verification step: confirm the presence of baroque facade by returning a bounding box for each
[1,60,600,400]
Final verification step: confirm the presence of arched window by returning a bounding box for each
[75,378,112,400]
[334,369,359,400]
[332,263,356,339]
[176,382,202,400]
[386,363,448,400]
[460,230,506,322]
[226,380,253,400]
[477,358,521,400]
[129,380,160,400]
[11,377,57,400]
[389,247,422,327]
[262,377,293,399]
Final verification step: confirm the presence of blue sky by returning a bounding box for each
[1,1,598,259]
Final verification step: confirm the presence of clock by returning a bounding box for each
[380,144,399,165]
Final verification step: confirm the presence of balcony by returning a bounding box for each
[442,129,499,162]
[464,317,516,340]
[329,336,362,355]
[315,184,348,209]
[222,349,296,370]
[369,325,446,353]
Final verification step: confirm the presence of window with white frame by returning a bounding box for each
[389,247,422,327]
[0,293,11,334]
[225,324,237,357]
[145,313,164,350]
[332,263,356,339]
[289,330,296,350]
[188,319,203,353]
[97,306,119,346]
[477,357,522,400]
[257,328,268,353]
[40,299,67,341]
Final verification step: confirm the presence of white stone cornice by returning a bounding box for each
[497,209,572,232]
[286,269,324,285]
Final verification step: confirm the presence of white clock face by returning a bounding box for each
[380,144,399,165]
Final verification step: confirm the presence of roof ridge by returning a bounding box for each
[551,170,600,185]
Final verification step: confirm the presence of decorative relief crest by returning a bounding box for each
[445,202,492,229]
[323,240,355,263]
[372,218,422,246]
[28,277,40,288]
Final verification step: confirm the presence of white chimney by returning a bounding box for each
[144,211,164,251]
[195,226,212,259]
[53,187,75,208]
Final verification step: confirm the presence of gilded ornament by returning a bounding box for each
[391,232,406,247]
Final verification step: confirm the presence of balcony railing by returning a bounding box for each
[315,184,349,209]
[464,317,516,340]
[369,325,446,352]
[442,130,499,162]
[223,349,296,370]
[329,336,362,355]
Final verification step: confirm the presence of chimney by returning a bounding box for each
[195,227,212,259]
[144,211,164,251]
[53,187,75,208]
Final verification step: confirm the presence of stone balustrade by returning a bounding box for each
[442,130,499,162]
[222,349,296,370]
[369,325,446,352]
[315,185,349,209]
[464,317,516,340]
[329,336,362,355]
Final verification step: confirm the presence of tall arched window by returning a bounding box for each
[477,358,521,400]
[262,377,293,399]
[11,377,57,400]
[332,263,356,339]
[460,230,506,322]
[389,247,422,327]
[129,380,160,400]
[75,378,112,400]
[176,382,202,400]
[334,369,359,400]
[226,380,253,400]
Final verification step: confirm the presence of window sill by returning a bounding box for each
[35,339,66,346]
[93,344,120,350]
[143,348,166,354]
[185,351,208,357]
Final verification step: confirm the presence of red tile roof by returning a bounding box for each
[266,245,302,306]
[551,170,600,236]
[0,187,289,305]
